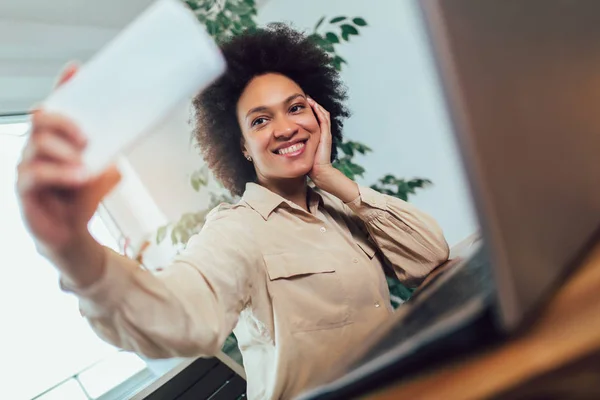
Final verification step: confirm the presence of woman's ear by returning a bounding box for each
[240,138,251,161]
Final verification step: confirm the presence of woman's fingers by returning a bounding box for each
[22,130,83,165]
[17,162,87,193]
[54,62,79,88]
[31,111,87,149]
[308,97,332,137]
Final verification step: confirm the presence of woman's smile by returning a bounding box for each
[273,139,308,157]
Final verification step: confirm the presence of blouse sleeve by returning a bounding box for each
[61,206,262,359]
[346,186,449,287]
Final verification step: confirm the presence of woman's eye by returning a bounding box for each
[290,104,305,113]
[252,117,267,127]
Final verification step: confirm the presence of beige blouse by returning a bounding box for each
[63,183,449,400]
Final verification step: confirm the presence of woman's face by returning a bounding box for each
[237,73,321,186]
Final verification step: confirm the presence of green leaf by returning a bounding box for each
[386,276,414,302]
[232,20,244,32]
[314,36,335,52]
[348,162,366,177]
[331,57,342,71]
[353,17,367,26]
[333,159,356,180]
[182,213,197,230]
[314,16,326,31]
[334,55,347,65]
[370,174,432,201]
[185,0,200,10]
[342,140,371,155]
[330,16,347,23]
[217,13,232,29]
[205,20,219,36]
[341,24,359,38]
[156,225,168,244]
[340,165,355,180]
[200,0,215,12]
[190,168,208,192]
[180,230,191,245]
[325,32,340,44]
[353,141,372,154]
[397,180,410,193]
[381,174,396,184]
[170,226,180,245]
[229,2,252,15]
[339,142,354,157]
[408,178,433,188]
[240,15,256,29]
[191,177,200,192]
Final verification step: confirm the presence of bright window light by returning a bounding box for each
[0,118,153,400]
[35,380,88,400]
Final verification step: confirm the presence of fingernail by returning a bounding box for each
[61,60,81,74]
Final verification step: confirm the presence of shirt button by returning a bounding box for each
[374,301,381,308]
[352,258,359,264]
[320,226,327,233]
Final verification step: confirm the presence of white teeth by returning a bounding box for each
[277,142,305,155]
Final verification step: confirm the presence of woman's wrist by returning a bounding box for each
[312,167,360,203]
[52,231,106,289]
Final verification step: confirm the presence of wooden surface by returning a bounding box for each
[370,239,600,400]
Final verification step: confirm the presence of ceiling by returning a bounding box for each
[0,0,269,115]
[0,0,155,114]
[0,0,156,28]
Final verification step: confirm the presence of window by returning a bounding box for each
[0,117,156,400]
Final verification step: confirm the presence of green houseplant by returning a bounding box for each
[155,0,433,364]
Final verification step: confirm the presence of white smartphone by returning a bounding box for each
[43,0,226,175]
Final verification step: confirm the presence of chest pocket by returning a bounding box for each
[356,239,376,259]
[263,252,351,332]
[354,227,377,260]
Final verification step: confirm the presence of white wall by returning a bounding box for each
[125,102,210,223]
[257,0,478,245]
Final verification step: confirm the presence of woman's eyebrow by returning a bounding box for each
[246,105,269,119]
[245,93,306,119]
[284,93,305,104]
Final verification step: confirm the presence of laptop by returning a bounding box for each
[298,1,600,398]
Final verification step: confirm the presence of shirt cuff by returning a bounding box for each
[60,247,141,318]
[345,186,388,220]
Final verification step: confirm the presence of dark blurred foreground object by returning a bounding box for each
[297,0,600,398]
[132,354,246,400]
[371,238,600,400]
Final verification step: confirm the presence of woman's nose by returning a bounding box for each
[272,117,298,139]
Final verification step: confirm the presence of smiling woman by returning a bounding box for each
[14,24,448,400]
[194,23,349,197]
[237,74,320,186]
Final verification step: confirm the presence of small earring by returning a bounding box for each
[246,155,252,162]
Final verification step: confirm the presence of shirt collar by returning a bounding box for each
[242,182,323,220]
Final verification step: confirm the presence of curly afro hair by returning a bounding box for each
[192,24,350,197]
